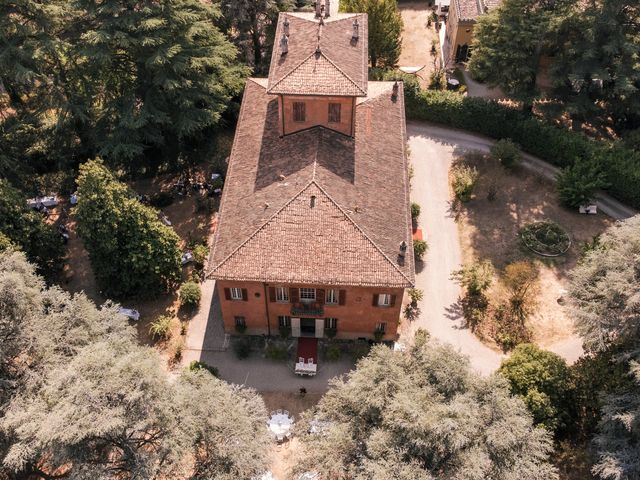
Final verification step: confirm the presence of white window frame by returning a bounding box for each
[275,287,289,302]
[230,287,243,300]
[299,287,316,302]
[378,293,391,307]
[375,322,386,333]
[325,317,338,330]
[278,315,291,328]
[326,288,339,305]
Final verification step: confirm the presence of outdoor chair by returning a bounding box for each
[277,409,283,415]
[307,358,314,364]
[284,410,290,416]
[270,411,275,417]
[298,357,304,363]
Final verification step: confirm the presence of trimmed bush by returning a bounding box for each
[192,244,209,266]
[413,239,428,261]
[326,344,341,361]
[556,158,610,208]
[410,202,421,224]
[188,360,219,377]
[179,281,202,307]
[490,139,521,169]
[233,338,251,359]
[451,164,479,202]
[405,89,640,209]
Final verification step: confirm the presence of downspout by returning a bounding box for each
[263,283,272,336]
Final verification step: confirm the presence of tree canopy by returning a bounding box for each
[294,332,558,479]
[498,343,574,436]
[592,357,640,480]
[75,159,181,297]
[341,0,402,68]
[568,215,640,352]
[0,251,271,479]
[0,0,248,177]
[0,179,64,273]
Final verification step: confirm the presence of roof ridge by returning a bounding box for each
[309,180,414,286]
[268,49,365,96]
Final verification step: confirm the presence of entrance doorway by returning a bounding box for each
[300,318,316,336]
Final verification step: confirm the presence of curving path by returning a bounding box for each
[401,121,637,375]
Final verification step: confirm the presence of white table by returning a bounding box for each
[295,362,317,376]
[268,413,293,441]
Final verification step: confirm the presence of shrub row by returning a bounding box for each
[405,89,640,209]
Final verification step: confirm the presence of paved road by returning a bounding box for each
[402,122,504,374]
[401,121,636,373]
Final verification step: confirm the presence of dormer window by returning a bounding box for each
[328,103,341,123]
[293,102,306,122]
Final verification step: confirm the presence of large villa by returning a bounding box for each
[207,2,414,345]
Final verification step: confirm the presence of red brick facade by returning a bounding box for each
[217,280,404,341]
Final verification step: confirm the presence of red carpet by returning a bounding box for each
[297,337,318,363]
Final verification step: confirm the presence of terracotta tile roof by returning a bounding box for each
[454,0,502,20]
[267,12,368,96]
[212,182,412,287]
[207,79,414,287]
[269,51,365,96]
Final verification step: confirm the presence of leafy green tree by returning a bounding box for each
[341,0,403,68]
[568,215,640,352]
[294,334,558,479]
[592,356,640,480]
[0,252,271,479]
[468,0,558,109]
[0,0,248,172]
[179,280,202,307]
[499,343,574,436]
[491,139,522,169]
[0,179,64,273]
[556,155,610,208]
[220,0,294,74]
[75,159,181,297]
[453,260,494,296]
[551,0,640,131]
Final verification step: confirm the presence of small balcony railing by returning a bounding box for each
[291,302,324,317]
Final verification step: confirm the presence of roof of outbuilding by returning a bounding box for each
[207,78,414,287]
[266,12,368,97]
[454,0,502,20]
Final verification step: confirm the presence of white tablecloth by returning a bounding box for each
[295,362,317,375]
[268,414,293,438]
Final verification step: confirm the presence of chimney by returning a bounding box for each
[325,0,331,17]
[315,0,322,18]
[280,34,288,55]
[352,18,359,39]
[392,81,399,99]
[283,17,290,36]
[399,241,407,257]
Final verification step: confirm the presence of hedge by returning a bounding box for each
[405,89,640,209]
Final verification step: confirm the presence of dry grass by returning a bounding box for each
[398,1,440,88]
[454,152,612,348]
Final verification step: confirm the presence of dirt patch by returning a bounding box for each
[454,152,612,349]
[261,392,323,480]
[399,1,440,88]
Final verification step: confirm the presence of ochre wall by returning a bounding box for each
[216,280,404,341]
[280,95,354,136]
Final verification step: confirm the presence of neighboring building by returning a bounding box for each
[443,0,501,64]
[437,0,451,16]
[207,3,414,341]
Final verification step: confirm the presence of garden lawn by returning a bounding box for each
[453,152,612,348]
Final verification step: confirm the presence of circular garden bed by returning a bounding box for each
[519,221,571,257]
